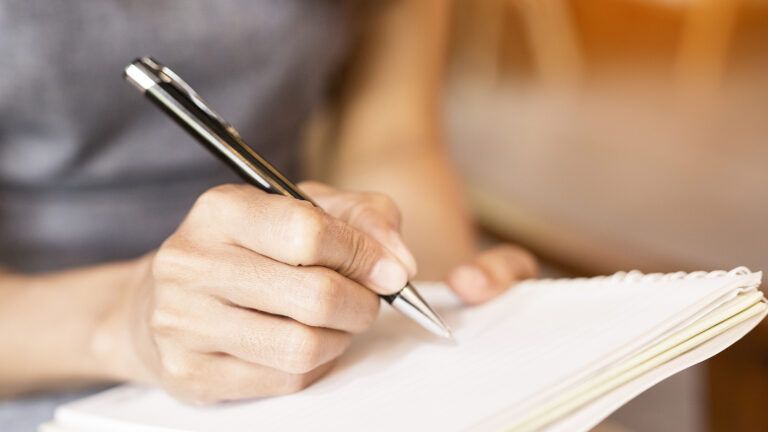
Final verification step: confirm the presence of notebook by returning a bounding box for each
[41,267,766,432]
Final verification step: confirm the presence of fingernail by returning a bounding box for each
[370,258,409,294]
[387,232,418,277]
[453,265,488,292]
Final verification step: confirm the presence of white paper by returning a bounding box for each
[48,271,764,432]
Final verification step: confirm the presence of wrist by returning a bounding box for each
[88,256,155,384]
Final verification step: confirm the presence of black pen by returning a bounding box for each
[124,57,452,339]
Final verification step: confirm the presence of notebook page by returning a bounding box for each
[470,304,768,432]
[509,299,767,430]
[55,271,760,432]
[505,270,762,418]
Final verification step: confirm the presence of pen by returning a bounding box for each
[123,57,453,339]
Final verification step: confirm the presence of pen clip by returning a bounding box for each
[127,57,315,202]
[140,57,245,142]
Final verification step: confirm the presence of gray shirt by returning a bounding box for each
[0,0,351,429]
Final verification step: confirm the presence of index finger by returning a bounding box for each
[190,184,410,295]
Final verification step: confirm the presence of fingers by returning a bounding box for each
[164,245,380,333]
[299,181,401,228]
[206,355,335,402]
[186,184,412,295]
[160,349,335,404]
[152,299,352,375]
[447,244,538,305]
[301,181,417,277]
[207,305,352,375]
[149,182,416,403]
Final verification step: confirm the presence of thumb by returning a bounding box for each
[446,244,538,305]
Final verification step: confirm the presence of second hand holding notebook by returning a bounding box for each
[123,57,452,339]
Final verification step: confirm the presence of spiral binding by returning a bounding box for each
[535,266,754,285]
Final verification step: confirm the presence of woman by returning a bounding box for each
[0,1,536,429]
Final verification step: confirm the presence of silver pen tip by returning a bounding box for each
[388,283,455,340]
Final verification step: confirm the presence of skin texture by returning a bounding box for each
[0,1,538,402]
[115,182,423,403]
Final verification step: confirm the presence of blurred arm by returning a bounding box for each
[330,0,475,279]
[0,263,137,397]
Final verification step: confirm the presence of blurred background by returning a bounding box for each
[443,1,767,431]
[311,0,767,431]
[447,0,767,276]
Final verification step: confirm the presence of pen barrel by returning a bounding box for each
[125,57,312,203]
[151,82,310,202]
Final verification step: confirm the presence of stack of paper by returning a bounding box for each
[42,268,766,432]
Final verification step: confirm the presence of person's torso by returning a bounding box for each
[0,0,351,272]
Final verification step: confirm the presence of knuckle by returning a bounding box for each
[284,325,324,374]
[356,293,382,333]
[161,355,198,384]
[149,308,181,335]
[345,232,377,277]
[303,272,342,325]
[151,241,190,282]
[284,203,326,265]
[365,214,396,237]
[369,192,397,212]
[160,357,220,404]
[191,184,250,223]
[160,355,227,405]
[153,238,223,292]
[516,248,539,277]
[194,185,234,210]
[278,372,311,394]
[365,192,401,224]
[349,202,379,225]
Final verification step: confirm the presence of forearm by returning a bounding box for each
[0,260,141,397]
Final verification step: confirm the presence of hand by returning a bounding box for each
[446,244,538,305]
[109,182,417,404]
